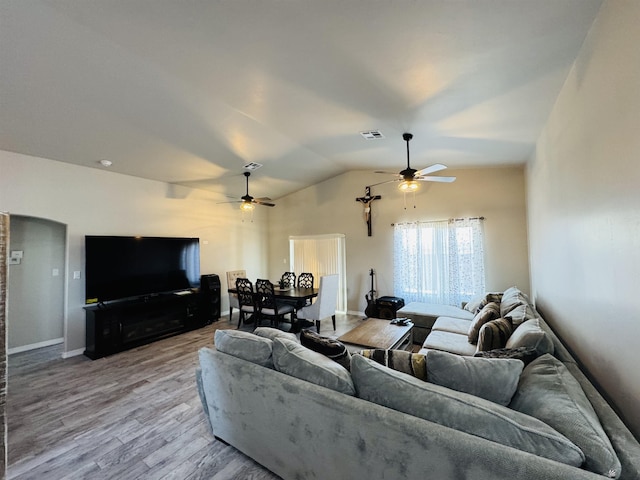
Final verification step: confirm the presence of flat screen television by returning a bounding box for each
[85,235,200,304]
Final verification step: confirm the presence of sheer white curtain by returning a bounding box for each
[393,218,485,306]
[289,234,347,312]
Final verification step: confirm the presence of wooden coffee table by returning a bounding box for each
[338,318,413,352]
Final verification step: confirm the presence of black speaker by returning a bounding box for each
[200,274,221,324]
[376,296,405,320]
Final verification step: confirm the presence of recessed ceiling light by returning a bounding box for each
[360,130,384,140]
[99,159,113,167]
[243,162,263,170]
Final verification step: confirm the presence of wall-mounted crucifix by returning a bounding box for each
[356,186,382,237]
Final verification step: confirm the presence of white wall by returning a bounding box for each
[8,216,65,350]
[528,0,640,438]
[269,166,530,313]
[0,150,270,355]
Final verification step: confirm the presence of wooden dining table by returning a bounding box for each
[228,285,318,332]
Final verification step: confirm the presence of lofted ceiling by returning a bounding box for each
[0,0,602,201]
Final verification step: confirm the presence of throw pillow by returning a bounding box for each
[300,329,351,370]
[467,301,500,344]
[462,293,485,314]
[272,337,355,395]
[357,349,427,381]
[350,355,584,467]
[510,354,621,478]
[473,346,540,366]
[254,326,298,342]
[214,329,274,368]
[503,303,535,327]
[505,318,554,355]
[476,318,513,352]
[425,350,524,406]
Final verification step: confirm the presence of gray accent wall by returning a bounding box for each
[528,0,640,439]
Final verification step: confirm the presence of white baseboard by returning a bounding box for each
[62,348,85,359]
[8,337,64,355]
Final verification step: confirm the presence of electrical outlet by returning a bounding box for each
[73,271,81,280]
[52,268,59,276]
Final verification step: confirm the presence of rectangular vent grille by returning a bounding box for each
[243,162,263,170]
[360,130,384,140]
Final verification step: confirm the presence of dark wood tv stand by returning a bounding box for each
[83,290,202,359]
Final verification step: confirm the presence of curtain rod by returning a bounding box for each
[391,216,485,227]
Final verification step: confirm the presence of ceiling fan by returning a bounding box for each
[219,171,275,210]
[370,133,456,190]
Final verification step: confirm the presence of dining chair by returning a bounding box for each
[235,277,256,329]
[226,270,246,324]
[256,279,295,328]
[280,271,296,288]
[297,272,314,289]
[295,274,339,333]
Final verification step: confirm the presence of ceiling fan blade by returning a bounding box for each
[253,199,276,207]
[368,178,400,188]
[415,163,447,176]
[374,170,400,175]
[254,197,272,202]
[416,175,456,183]
[216,200,242,204]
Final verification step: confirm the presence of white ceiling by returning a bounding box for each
[1,0,602,201]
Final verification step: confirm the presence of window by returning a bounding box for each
[393,218,485,306]
[289,234,347,312]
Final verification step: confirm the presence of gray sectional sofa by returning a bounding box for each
[197,290,640,480]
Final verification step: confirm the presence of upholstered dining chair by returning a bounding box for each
[256,279,295,328]
[235,277,256,329]
[295,274,339,333]
[226,270,246,324]
[280,271,296,288]
[297,272,314,289]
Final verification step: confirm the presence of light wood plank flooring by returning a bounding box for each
[6,314,364,479]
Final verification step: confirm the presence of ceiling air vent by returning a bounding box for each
[360,130,384,140]
[243,162,263,170]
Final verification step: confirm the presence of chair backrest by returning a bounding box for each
[235,278,255,308]
[256,279,278,310]
[281,272,296,288]
[315,274,339,318]
[227,270,247,290]
[297,272,314,289]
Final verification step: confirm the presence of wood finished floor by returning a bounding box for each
[6,313,365,479]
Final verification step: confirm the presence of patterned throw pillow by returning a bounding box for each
[474,346,540,366]
[476,318,514,352]
[357,349,427,381]
[467,302,500,344]
[300,329,351,370]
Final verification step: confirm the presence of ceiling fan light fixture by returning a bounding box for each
[398,180,419,192]
[240,201,255,211]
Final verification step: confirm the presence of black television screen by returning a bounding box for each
[85,236,200,304]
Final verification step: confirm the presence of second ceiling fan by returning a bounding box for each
[371,133,456,190]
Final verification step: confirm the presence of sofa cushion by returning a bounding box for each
[254,326,298,342]
[504,303,535,327]
[300,329,351,370]
[426,350,524,406]
[422,330,477,356]
[351,355,584,467]
[473,346,540,366]
[432,316,472,335]
[272,338,355,395]
[214,329,274,368]
[500,287,535,318]
[467,301,500,344]
[476,318,514,352]
[505,318,554,355]
[462,293,486,314]
[358,349,427,380]
[510,354,621,478]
